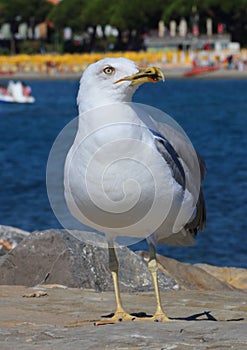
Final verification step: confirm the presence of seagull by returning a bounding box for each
[64,57,206,325]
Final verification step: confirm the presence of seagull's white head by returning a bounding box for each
[77,57,164,114]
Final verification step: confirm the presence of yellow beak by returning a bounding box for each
[115,66,164,86]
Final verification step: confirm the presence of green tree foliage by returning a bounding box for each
[161,0,196,22]
[203,0,247,44]
[107,0,164,50]
[78,0,115,51]
[0,0,53,24]
[48,0,87,31]
[162,0,247,44]
[79,0,114,29]
[109,0,163,32]
[0,0,247,51]
[0,0,53,53]
[49,0,165,50]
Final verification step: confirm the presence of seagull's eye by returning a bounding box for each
[103,66,115,75]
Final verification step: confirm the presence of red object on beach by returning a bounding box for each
[0,70,14,76]
[183,65,220,77]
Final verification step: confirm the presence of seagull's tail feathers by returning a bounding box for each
[158,228,196,246]
[185,189,206,235]
[157,189,206,247]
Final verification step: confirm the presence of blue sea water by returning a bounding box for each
[0,78,246,268]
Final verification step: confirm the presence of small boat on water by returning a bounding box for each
[0,81,35,104]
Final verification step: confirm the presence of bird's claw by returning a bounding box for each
[94,310,170,325]
[94,310,136,326]
[152,312,170,322]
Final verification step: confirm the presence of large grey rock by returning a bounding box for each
[0,229,177,291]
[196,263,247,290]
[0,225,30,256]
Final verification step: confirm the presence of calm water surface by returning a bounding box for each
[0,78,246,267]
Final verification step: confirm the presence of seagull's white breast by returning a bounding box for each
[64,103,187,239]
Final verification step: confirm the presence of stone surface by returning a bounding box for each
[1,227,247,349]
[0,225,30,256]
[0,229,177,292]
[0,285,246,349]
[196,264,247,290]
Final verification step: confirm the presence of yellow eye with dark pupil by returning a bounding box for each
[103,66,115,75]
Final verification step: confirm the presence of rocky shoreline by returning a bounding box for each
[0,225,246,349]
[0,226,246,291]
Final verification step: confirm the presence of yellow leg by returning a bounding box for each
[108,246,134,321]
[95,238,169,325]
[147,242,170,322]
[95,243,134,325]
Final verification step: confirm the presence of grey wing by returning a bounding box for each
[153,120,206,235]
[153,135,186,190]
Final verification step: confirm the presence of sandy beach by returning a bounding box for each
[1,67,247,81]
